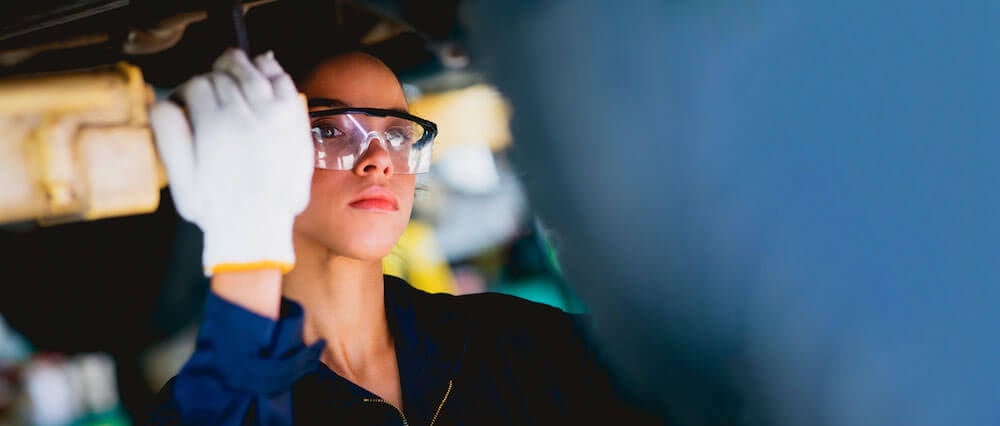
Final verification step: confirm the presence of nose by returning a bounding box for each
[353,133,394,177]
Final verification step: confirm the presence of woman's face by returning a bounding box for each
[293,53,415,261]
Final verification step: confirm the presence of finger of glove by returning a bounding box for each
[254,51,298,100]
[292,169,314,214]
[213,48,274,107]
[254,50,313,213]
[207,72,241,108]
[177,75,219,125]
[149,101,201,222]
[289,135,315,215]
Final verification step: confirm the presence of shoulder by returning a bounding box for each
[390,275,583,343]
[459,292,578,334]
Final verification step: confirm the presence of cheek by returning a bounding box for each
[296,177,337,222]
[393,176,417,216]
[292,185,336,242]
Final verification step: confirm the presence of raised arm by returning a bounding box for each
[147,48,318,425]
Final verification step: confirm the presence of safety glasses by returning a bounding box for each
[308,107,438,174]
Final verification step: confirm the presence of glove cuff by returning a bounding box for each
[201,215,297,277]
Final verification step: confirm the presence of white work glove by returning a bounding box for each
[150,49,314,276]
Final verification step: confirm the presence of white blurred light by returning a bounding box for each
[435,143,500,195]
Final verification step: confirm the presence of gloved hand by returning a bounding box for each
[150,49,314,276]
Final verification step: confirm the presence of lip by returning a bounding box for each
[348,186,399,212]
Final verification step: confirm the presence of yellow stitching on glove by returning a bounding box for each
[211,261,294,275]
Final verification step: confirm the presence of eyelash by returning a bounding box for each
[312,121,344,138]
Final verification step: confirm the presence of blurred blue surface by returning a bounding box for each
[469,1,999,424]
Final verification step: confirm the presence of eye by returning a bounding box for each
[384,127,413,147]
[311,122,344,143]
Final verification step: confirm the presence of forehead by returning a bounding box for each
[299,53,408,111]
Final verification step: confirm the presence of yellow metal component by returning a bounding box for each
[408,84,512,158]
[383,220,459,295]
[0,62,163,226]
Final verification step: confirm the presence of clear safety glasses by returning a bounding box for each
[308,107,438,174]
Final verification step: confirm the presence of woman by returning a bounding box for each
[149,48,656,425]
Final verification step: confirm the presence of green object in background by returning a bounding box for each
[76,407,131,426]
[493,278,571,312]
[493,220,585,313]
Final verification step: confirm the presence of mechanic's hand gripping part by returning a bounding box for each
[150,48,314,276]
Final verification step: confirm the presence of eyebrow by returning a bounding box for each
[307,97,409,114]
[308,98,349,108]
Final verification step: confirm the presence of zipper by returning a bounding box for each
[361,379,453,426]
[429,380,453,426]
[362,398,409,426]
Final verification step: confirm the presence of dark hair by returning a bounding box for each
[245,0,376,83]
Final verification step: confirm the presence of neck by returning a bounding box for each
[283,234,392,381]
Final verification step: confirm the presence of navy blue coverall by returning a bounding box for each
[150,275,658,425]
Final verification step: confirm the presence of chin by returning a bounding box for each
[341,240,398,261]
[294,206,410,261]
[311,227,403,261]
